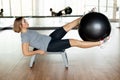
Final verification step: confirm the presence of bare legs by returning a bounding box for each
[62,18,102,48]
[63,18,81,32]
[69,39,101,48]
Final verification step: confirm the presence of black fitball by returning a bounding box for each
[78,12,111,41]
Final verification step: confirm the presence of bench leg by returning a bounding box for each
[61,52,69,68]
[29,55,36,68]
[29,52,68,68]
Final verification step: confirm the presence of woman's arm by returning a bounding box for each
[22,43,46,56]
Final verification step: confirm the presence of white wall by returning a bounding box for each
[0,0,119,19]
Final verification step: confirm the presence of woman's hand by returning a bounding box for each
[37,50,46,55]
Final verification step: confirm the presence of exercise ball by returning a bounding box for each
[65,7,72,14]
[78,12,111,41]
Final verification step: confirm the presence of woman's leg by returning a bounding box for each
[49,18,81,40]
[49,27,67,40]
[47,39,71,52]
[63,18,81,32]
[47,39,102,52]
[69,39,101,48]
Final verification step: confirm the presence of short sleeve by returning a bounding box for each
[21,35,29,43]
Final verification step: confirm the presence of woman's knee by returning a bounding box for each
[69,39,80,47]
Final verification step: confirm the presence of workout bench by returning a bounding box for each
[29,51,69,68]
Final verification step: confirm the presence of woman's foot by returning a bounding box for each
[99,36,110,48]
[100,36,110,44]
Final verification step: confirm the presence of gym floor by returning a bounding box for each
[0,23,120,80]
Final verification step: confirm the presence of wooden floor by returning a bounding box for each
[0,26,120,80]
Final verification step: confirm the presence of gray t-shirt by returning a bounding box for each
[21,30,51,51]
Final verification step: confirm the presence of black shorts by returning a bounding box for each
[47,27,71,52]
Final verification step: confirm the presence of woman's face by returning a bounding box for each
[21,18,29,28]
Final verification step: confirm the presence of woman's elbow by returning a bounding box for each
[23,51,30,56]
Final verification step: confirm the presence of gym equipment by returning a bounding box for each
[65,7,72,14]
[49,7,72,16]
[78,12,111,41]
[29,49,69,68]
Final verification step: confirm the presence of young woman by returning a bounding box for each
[13,17,107,56]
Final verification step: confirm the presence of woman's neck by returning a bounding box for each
[21,28,28,33]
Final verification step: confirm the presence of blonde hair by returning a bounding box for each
[13,17,23,33]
